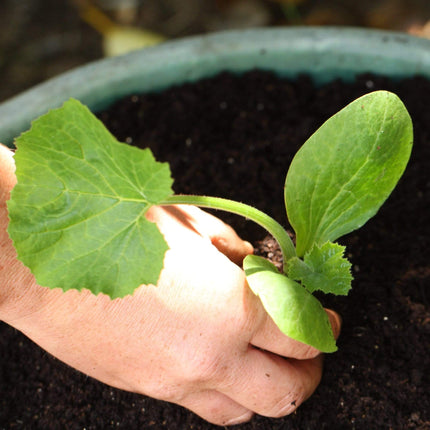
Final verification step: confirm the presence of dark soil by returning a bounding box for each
[1,71,429,429]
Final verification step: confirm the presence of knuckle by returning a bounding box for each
[144,380,185,403]
[170,347,230,390]
[188,355,229,386]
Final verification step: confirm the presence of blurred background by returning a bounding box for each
[0,0,429,103]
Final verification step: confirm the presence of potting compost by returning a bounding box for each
[1,70,429,429]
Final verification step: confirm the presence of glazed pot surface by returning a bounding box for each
[0,27,429,146]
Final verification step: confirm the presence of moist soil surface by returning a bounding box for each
[1,71,429,429]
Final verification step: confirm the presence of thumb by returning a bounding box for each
[193,210,253,265]
[210,225,253,265]
[172,205,254,265]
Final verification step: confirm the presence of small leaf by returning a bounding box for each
[285,91,413,256]
[287,241,352,295]
[244,255,337,353]
[7,99,173,298]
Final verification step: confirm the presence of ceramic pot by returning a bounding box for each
[0,27,429,146]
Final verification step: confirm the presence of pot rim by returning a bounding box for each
[1,26,429,146]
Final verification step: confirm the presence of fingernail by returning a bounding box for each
[224,411,253,426]
[243,241,254,254]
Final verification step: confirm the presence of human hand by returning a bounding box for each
[0,144,341,426]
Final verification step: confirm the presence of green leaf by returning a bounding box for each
[285,91,413,256]
[7,99,173,298]
[244,254,337,353]
[287,241,352,295]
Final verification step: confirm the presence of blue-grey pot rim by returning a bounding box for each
[0,26,429,146]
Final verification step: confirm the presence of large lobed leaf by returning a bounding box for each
[285,91,413,257]
[7,99,173,298]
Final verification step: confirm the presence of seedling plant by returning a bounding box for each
[7,90,413,352]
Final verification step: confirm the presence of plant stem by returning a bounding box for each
[160,195,296,264]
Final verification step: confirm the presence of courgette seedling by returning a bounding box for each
[7,91,413,352]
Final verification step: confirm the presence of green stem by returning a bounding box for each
[160,195,296,265]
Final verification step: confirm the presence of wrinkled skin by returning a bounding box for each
[0,144,340,426]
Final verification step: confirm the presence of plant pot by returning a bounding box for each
[0,27,429,146]
[0,27,429,429]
